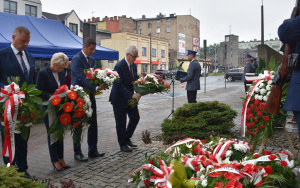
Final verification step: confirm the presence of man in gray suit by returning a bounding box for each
[178,50,201,103]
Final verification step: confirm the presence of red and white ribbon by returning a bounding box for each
[213,140,235,162]
[164,138,202,153]
[0,83,25,164]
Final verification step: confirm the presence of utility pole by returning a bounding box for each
[261,0,264,45]
[149,33,152,73]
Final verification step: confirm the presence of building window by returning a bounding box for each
[134,29,137,34]
[139,29,143,34]
[156,20,161,23]
[167,18,172,22]
[25,4,37,17]
[69,23,78,35]
[168,40,171,46]
[151,48,156,57]
[4,0,17,14]
[148,23,152,29]
[161,50,165,58]
[142,47,147,56]
[156,27,160,34]
[166,26,171,33]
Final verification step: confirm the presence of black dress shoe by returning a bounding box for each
[74,154,88,162]
[88,151,105,158]
[24,171,32,179]
[120,145,132,152]
[127,139,138,148]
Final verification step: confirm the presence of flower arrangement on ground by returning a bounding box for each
[84,68,119,95]
[46,85,92,146]
[128,74,170,107]
[0,77,42,163]
[129,137,299,188]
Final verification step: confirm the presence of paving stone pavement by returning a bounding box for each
[1,78,299,187]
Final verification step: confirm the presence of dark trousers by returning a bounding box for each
[112,105,140,147]
[244,81,252,93]
[44,117,63,163]
[73,94,98,155]
[0,122,30,172]
[293,111,300,140]
[187,90,197,103]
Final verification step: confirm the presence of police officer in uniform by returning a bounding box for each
[243,54,255,92]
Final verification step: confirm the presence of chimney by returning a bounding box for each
[170,14,174,17]
[92,17,95,22]
[142,15,145,19]
[88,18,91,22]
[114,16,117,21]
[84,19,86,22]
[122,15,126,18]
[96,17,100,21]
[110,17,113,21]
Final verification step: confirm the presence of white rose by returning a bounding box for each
[258,95,263,101]
[254,94,259,100]
[267,80,273,85]
[201,179,208,187]
[263,96,268,102]
[260,89,267,95]
[259,83,265,88]
[266,85,271,91]
[267,91,271,96]
[254,87,260,93]
[225,150,233,157]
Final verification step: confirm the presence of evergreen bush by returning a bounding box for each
[161,101,237,141]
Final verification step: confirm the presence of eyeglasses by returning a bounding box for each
[129,54,139,58]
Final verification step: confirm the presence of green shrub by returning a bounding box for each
[0,165,46,188]
[161,101,237,141]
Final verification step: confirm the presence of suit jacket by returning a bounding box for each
[71,51,96,91]
[278,15,300,111]
[109,58,138,108]
[179,59,201,91]
[0,46,35,89]
[36,66,66,101]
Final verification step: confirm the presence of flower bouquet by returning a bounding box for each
[129,137,299,188]
[84,68,119,95]
[0,77,42,163]
[128,74,170,108]
[46,85,92,146]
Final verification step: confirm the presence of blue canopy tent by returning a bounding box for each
[0,12,119,60]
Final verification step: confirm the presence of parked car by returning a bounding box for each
[201,70,208,77]
[155,69,169,79]
[225,68,244,81]
[166,69,178,78]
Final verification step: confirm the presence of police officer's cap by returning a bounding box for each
[187,50,197,55]
[245,54,252,58]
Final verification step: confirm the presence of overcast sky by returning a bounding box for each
[41,0,294,46]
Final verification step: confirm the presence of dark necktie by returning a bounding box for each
[18,51,29,80]
[87,56,91,68]
[129,64,134,79]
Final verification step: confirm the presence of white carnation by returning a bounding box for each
[254,87,260,93]
[258,95,263,101]
[225,150,233,157]
[260,89,267,95]
[259,83,265,88]
[266,85,271,91]
[263,96,268,102]
[267,80,273,85]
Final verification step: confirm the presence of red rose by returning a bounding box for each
[257,111,263,117]
[67,91,77,100]
[254,107,260,112]
[250,104,254,109]
[264,165,273,174]
[254,99,260,105]
[246,122,251,127]
[51,96,61,106]
[264,116,269,122]
[250,97,254,102]
[201,139,206,143]
[253,153,259,158]
[246,108,251,114]
[262,150,272,155]
[254,117,259,122]
[260,102,265,109]
[268,155,277,161]
[255,128,258,132]
[73,121,81,129]
[60,114,71,125]
[76,98,85,108]
[280,160,288,167]
[249,113,253,118]
[144,180,150,187]
[30,114,35,119]
[63,102,74,113]
[250,122,255,127]
[260,124,265,129]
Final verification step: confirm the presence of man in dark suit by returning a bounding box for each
[178,50,201,103]
[278,15,300,140]
[71,37,106,162]
[243,54,256,92]
[109,46,141,152]
[0,26,35,179]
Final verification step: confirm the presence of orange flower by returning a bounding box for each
[58,85,67,91]
[51,96,61,106]
[67,91,77,100]
[74,108,84,118]
[60,114,71,125]
[76,98,85,108]
[63,102,74,112]
[73,121,81,129]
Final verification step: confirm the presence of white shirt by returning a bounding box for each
[52,72,60,86]
[11,44,30,73]
[125,57,132,72]
[81,50,97,91]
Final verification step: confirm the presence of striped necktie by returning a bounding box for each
[18,51,29,80]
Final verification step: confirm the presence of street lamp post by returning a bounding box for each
[148,33,152,73]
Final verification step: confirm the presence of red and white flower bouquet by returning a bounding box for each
[0,77,42,163]
[46,85,92,146]
[84,68,119,95]
[128,74,170,107]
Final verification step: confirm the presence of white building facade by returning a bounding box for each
[0,0,42,18]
